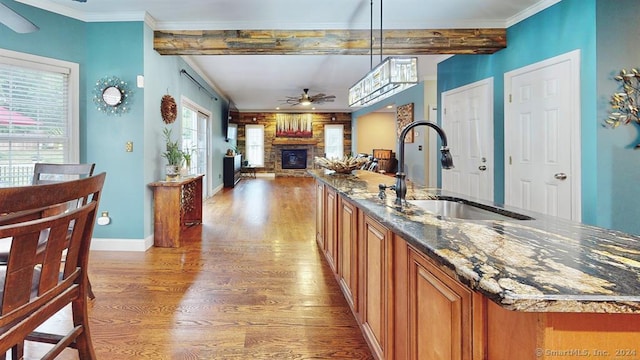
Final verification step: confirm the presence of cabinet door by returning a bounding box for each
[360,214,393,360]
[324,187,338,272]
[315,181,325,249]
[408,248,474,360]
[337,196,358,312]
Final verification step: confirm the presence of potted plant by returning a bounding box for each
[161,127,183,179]
[182,147,195,175]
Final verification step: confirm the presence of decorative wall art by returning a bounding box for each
[93,76,132,116]
[397,103,414,143]
[161,95,177,124]
[276,113,313,138]
[604,68,640,148]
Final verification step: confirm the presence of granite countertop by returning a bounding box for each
[309,169,640,314]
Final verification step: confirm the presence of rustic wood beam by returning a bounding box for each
[153,29,506,55]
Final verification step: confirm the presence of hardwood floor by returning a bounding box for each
[26,177,373,359]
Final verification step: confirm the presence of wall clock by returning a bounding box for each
[93,76,132,116]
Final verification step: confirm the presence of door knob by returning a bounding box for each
[554,173,567,180]
[478,165,487,171]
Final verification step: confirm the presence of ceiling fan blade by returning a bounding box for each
[0,3,39,33]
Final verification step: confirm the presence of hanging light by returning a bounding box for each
[348,0,418,108]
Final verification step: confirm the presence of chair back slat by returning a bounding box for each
[32,163,95,185]
[0,172,105,358]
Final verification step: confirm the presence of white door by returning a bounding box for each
[504,50,581,221]
[441,78,494,201]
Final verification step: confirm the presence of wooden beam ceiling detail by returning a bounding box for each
[153,29,506,55]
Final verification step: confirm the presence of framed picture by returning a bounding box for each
[276,113,313,138]
[397,103,414,143]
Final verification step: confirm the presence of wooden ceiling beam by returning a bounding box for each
[153,29,506,55]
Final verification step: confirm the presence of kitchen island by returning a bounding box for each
[310,169,640,360]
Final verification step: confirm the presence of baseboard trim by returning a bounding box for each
[91,235,153,252]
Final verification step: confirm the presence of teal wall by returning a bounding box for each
[85,22,145,239]
[0,1,227,244]
[142,25,227,237]
[352,82,428,185]
[437,0,604,228]
[595,0,640,234]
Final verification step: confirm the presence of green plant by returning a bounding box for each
[161,127,183,166]
[182,147,195,168]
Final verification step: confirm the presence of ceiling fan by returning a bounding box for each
[0,0,86,34]
[284,89,336,107]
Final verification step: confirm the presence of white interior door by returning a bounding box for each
[441,78,494,201]
[504,50,581,221]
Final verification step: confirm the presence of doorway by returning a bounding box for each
[504,50,581,221]
[441,78,494,201]
[182,97,212,198]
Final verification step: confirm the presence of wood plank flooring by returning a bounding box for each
[25,177,373,359]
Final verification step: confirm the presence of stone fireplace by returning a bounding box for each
[272,139,318,177]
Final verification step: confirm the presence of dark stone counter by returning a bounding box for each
[309,169,640,313]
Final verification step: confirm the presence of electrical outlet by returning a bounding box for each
[126,141,133,152]
[418,145,423,151]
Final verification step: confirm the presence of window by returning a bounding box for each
[181,97,211,197]
[324,124,344,159]
[0,49,79,186]
[245,124,264,166]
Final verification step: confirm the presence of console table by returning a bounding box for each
[148,174,203,247]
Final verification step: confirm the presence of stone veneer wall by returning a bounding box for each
[232,112,352,177]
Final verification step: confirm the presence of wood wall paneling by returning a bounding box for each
[234,112,352,176]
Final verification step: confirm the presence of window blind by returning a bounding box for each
[0,56,70,186]
[245,124,265,167]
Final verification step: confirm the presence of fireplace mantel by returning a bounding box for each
[272,139,318,146]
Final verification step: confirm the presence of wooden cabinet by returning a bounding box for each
[324,187,338,272]
[315,181,325,249]
[403,244,483,360]
[486,300,640,360]
[148,175,204,247]
[316,180,640,360]
[359,214,393,360]
[337,196,358,312]
[223,154,242,187]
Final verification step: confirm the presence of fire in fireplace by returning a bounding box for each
[281,149,307,169]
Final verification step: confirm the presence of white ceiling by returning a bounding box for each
[17,0,560,112]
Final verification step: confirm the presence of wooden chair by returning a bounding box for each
[29,163,98,299]
[372,149,397,174]
[0,173,105,360]
[32,163,95,185]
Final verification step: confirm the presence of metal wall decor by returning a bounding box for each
[161,95,177,124]
[397,103,415,143]
[93,76,132,116]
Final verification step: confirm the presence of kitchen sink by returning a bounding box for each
[407,199,534,221]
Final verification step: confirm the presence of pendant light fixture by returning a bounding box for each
[348,0,418,108]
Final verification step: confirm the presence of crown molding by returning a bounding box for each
[16,0,147,22]
[506,0,562,27]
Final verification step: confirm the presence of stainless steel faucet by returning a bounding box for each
[380,121,454,207]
